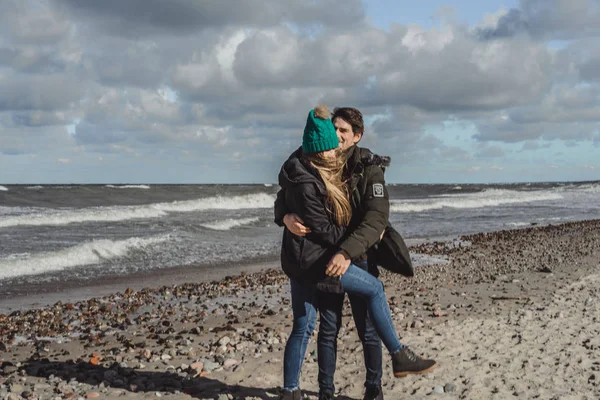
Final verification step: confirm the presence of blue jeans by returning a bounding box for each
[318,263,383,395]
[283,265,401,391]
[338,264,403,355]
[283,279,318,391]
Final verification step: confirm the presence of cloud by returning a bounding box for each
[0,73,82,112]
[1,0,599,183]
[51,0,365,36]
[476,145,505,158]
[477,0,600,40]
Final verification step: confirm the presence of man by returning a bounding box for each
[275,107,436,400]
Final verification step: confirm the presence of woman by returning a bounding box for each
[277,106,437,400]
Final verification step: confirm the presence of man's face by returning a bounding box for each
[334,117,362,150]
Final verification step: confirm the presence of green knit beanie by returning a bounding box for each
[302,105,338,154]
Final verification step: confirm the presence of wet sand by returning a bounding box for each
[1,220,600,399]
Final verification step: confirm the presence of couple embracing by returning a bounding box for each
[274,106,437,400]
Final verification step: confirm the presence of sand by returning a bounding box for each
[1,220,599,399]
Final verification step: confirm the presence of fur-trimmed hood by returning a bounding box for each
[346,146,391,175]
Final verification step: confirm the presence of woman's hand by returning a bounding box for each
[326,251,351,277]
[283,213,312,236]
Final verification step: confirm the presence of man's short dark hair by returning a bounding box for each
[332,107,364,136]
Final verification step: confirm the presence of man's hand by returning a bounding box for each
[326,251,351,277]
[283,213,311,236]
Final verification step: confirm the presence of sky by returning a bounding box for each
[0,0,599,184]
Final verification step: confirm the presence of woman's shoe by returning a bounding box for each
[391,347,438,377]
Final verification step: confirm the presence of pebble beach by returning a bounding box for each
[1,220,600,400]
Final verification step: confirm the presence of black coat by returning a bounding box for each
[275,146,391,272]
[277,148,347,289]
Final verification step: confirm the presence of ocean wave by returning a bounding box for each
[0,193,275,228]
[577,183,600,193]
[391,189,563,213]
[153,193,275,213]
[507,222,530,227]
[105,185,151,189]
[0,186,8,191]
[200,217,260,231]
[0,235,170,280]
[26,186,44,189]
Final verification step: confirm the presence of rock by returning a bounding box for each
[203,361,219,372]
[223,359,238,368]
[86,392,100,399]
[218,336,231,346]
[217,394,230,400]
[411,320,424,329]
[9,383,24,393]
[191,361,204,372]
[444,383,456,393]
[432,386,444,394]
[2,366,18,374]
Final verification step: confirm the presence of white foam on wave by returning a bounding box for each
[390,189,563,213]
[263,183,273,187]
[153,193,275,213]
[105,185,151,189]
[577,183,600,193]
[0,193,276,228]
[0,235,170,280]
[0,186,8,191]
[507,222,530,227]
[26,185,44,189]
[200,217,260,231]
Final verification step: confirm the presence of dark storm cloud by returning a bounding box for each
[52,0,365,36]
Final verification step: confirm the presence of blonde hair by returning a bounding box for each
[305,148,352,226]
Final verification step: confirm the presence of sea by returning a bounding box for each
[1,181,599,301]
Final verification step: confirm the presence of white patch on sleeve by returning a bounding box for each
[372,183,384,197]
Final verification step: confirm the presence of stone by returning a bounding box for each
[9,383,24,393]
[86,392,100,399]
[411,320,424,329]
[203,361,219,372]
[444,383,456,393]
[2,366,18,374]
[223,359,238,368]
[432,386,444,394]
[218,336,231,346]
[191,361,204,371]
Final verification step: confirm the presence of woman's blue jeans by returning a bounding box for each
[283,265,402,391]
[283,279,318,391]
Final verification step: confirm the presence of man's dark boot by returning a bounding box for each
[391,347,438,377]
[319,392,334,400]
[279,388,302,400]
[364,386,384,400]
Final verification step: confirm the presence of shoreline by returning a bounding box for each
[0,260,280,313]
[0,236,443,314]
[1,219,600,399]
